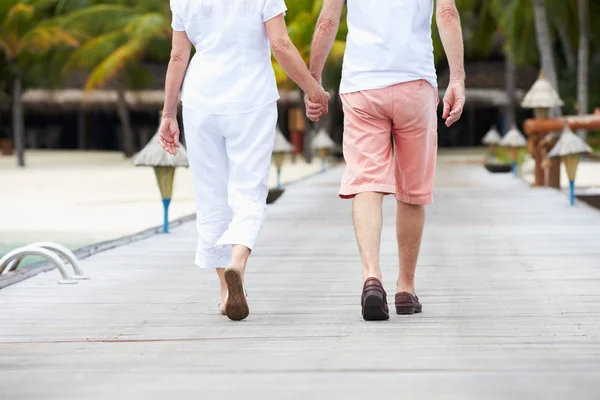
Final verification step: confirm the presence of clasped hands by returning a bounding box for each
[305,84,330,122]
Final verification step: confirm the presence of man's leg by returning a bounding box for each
[353,192,384,282]
[391,80,438,313]
[339,90,396,320]
[396,202,425,294]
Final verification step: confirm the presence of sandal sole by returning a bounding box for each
[224,268,249,321]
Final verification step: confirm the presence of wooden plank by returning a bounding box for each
[0,159,599,399]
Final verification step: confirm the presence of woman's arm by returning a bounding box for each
[162,31,192,119]
[264,14,329,110]
[159,31,192,155]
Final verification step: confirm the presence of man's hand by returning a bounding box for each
[305,85,330,122]
[442,80,465,127]
[158,115,181,155]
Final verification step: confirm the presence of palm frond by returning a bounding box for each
[65,30,124,72]
[84,38,144,90]
[20,24,79,54]
[3,3,35,37]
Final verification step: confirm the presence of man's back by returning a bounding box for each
[341,0,437,94]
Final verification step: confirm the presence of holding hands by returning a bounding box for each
[305,83,330,122]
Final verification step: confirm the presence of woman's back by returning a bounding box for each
[170,0,286,115]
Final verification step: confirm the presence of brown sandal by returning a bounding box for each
[224,267,249,321]
[361,278,389,321]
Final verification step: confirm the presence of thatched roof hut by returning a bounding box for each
[548,124,593,158]
[273,129,294,153]
[312,128,336,150]
[481,126,501,145]
[500,126,528,148]
[521,72,564,109]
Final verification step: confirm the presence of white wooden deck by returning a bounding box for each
[1,160,600,399]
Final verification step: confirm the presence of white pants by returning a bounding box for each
[183,103,277,269]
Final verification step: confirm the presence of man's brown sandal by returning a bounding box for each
[361,277,390,321]
[395,292,422,315]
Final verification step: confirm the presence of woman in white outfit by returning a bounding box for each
[159,0,329,321]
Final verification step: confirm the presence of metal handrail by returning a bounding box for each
[28,242,88,280]
[0,246,79,284]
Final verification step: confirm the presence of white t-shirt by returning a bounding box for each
[170,0,286,115]
[340,0,438,94]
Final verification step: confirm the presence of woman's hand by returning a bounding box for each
[158,116,181,156]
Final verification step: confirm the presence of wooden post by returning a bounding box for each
[548,158,561,189]
[288,108,305,163]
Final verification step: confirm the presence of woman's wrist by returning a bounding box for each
[161,108,177,119]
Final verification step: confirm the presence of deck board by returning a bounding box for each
[1,160,599,399]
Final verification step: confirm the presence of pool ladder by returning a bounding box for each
[0,242,89,284]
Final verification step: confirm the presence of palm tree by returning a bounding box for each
[532,0,560,115]
[577,0,589,138]
[0,0,78,167]
[62,0,170,157]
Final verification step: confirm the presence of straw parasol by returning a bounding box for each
[521,71,564,118]
[548,124,593,205]
[133,129,189,233]
[499,125,528,176]
[272,129,295,189]
[311,128,336,173]
[481,125,501,162]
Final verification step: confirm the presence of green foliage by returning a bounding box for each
[62,1,170,91]
[0,0,598,109]
[275,0,346,90]
[495,147,528,165]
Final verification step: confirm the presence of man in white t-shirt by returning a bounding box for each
[307,0,465,321]
[159,0,329,321]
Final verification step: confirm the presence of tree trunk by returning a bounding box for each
[12,70,25,167]
[556,20,576,70]
[116,88,135,157]
[577,0,589,139]
[504,54,517,130]
[532,0,561,117]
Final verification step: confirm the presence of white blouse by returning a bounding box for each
[170,0,287,114]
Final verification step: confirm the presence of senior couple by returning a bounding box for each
[159,0,465,321]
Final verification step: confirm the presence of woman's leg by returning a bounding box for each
[216,103,277,320]
[216,102,278,271]
[182,108,232,308]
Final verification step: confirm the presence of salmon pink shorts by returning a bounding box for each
[339,80,439,205]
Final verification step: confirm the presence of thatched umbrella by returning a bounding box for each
[521,71,564,118]
[132,130,189,233]
[481,125,501,162]
[548,124,593,205]
[311,128,336,173]
[272,129,294,189]
[499,125,528,176]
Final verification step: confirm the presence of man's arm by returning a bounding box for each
[436,0,465,127]
[309,0,345,85]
